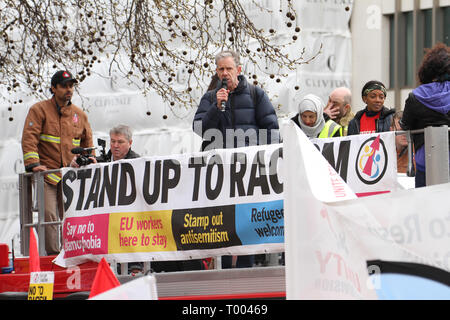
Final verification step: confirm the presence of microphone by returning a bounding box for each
[220,78,227,112]
[71,146,97,154]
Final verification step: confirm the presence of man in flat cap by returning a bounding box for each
[21,70,94,255]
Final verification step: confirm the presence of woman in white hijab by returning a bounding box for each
[291,94,343,138]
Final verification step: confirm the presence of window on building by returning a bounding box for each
[417,9,432,71]
[389,6,450,90]
[389,14,395,89]
[423,9,432,49]
[388,11,414,88]
[404,11,414,87]
[444,6,450,46]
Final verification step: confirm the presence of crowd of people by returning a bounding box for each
[21,43,449,272]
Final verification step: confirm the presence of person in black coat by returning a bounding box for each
[193,50,280,150]
[193,50,280,268]
[348,80,395,136]
[400,43,450,188]
[96,125,145,274]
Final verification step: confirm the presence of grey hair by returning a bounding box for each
[215,50,240,66]
[110,124,133,141]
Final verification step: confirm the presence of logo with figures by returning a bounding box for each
[355,135,388,184]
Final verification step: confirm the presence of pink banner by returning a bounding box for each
[63,214,109,258]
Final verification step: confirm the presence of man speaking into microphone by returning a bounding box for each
[193,50,280,151]
[192,50,280,269]
[21,70,94,255]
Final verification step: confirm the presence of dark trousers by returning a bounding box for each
[415,169,426,188]
[221,255,254,269]
[150,259,204,273]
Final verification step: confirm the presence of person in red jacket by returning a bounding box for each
[21,70,94,255]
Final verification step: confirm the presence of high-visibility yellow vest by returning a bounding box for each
[318,120,343,138]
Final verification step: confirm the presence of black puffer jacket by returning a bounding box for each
[347,106,395,135]
[96,148,140,162]
[193,75,280,150]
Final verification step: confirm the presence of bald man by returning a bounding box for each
[324,87,354,136]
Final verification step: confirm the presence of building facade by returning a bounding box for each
[351,0,449,112]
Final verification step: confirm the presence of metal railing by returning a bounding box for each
[395,129,416,177]
[395,125,449,185]
[423,126,450,185]
[18,169,62,257]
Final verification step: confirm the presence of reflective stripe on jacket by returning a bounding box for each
[318,119,343,138]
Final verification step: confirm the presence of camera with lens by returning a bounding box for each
[76,153,94,166]
[71,146,96,166]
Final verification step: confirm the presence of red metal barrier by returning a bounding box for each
[0,244,8,268]
[0,255,98,298]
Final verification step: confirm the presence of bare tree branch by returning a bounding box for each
[0,0,319,114]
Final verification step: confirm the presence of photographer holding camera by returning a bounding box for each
[70,125,139,168]
[21,70,94,255]
[96,124,142,274]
